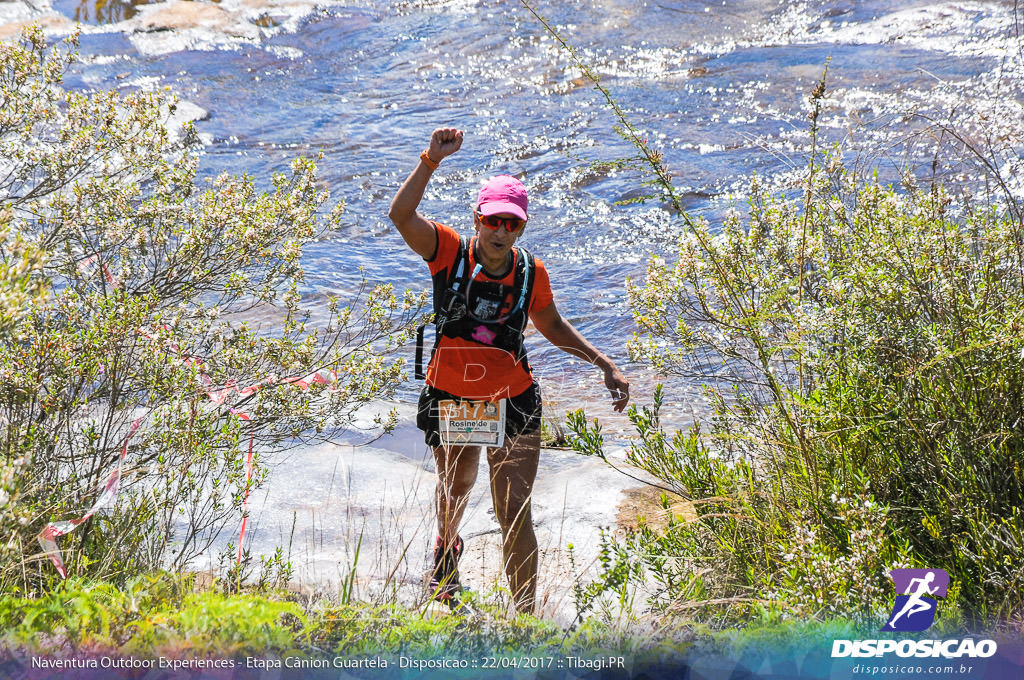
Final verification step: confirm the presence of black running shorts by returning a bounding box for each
[416,382,542,448]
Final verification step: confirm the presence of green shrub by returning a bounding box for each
[568,149,1024,629]
[547,49,1024,627]
[0,26,426,594]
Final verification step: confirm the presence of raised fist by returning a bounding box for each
[428,128,463,161]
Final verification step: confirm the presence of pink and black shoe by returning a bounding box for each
[429,535,464,603]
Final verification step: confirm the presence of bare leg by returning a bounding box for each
[487,430,541,613]
[432,443,480,547]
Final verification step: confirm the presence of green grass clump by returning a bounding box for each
[0,572,667,661]
[0,573,305,655]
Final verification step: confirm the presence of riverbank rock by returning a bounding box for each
[130,1,250,36]
[216,400,655,625]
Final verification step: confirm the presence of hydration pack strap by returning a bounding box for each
[415,237,470,381]
[414,323,427,380]
[515,250,531,317]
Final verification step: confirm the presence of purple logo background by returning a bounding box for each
[890,568,949,597]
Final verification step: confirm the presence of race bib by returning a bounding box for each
[438,398,506,448]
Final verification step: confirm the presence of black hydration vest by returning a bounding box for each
[414,236,536,380]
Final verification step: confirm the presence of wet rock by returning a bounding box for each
[128,0,258,39]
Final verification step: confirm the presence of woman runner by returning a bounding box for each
[389,127,629,613]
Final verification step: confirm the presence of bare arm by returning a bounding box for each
[531,302,630,412]
[388,127,463,260]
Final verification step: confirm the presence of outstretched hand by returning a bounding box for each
[605,365,630,412]
[429,128,463,161]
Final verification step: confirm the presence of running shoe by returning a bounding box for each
[429,535,464,602]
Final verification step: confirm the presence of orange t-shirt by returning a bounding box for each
[424,222,553,400]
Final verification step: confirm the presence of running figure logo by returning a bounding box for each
[882,568,949,632]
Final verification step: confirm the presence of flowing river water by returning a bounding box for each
[4,0,1023,618]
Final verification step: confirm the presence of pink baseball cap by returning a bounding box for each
[476,175,528,220]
